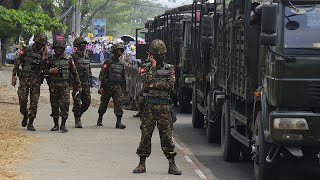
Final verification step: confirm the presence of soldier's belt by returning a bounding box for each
[145,98,170,105]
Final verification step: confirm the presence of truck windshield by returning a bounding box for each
[283,3,320,51]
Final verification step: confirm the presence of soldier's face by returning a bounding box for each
[54,47,64,56]
[35,42,44,51]
[78,43,86,51]
[114,49,123,57]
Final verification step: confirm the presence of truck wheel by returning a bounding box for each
[221,99,240,161]
[192,83,204,128]
[253,112,277,180]
[179,91,190,113]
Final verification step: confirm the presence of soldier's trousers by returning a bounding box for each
[17,77,41,119]
[49,82,70,120]
[136,104,177,159]
[98,84,124,117]
[72,82,91,117]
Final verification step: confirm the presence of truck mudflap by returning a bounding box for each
[268,111,320,147]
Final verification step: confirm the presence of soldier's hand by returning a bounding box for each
[11,76,17,87]
[149,55,157,67]
[77,87,82,92]
[49,67,58,75]
[98,88,104,95]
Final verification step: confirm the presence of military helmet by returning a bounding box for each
[112,43,124,53]
[34,33,48,45]
[52,40,66,49]
[73,37,87,48]
[148,39,167,55]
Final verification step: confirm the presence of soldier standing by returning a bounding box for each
[133,39,181,175]
[97,43,126,129]
[72,37,92,128]
[11,33,48,131]
[45,40,81,133]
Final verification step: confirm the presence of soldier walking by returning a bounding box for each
[72,37,92,128]
[133,39,181,175]
[97,43,126,129]
[11,33,48,131]
[45,40,81,133]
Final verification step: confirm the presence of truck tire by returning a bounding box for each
[221,99,240,161]
[192,83,204,128]
[253,112,277,180]
[179,91,190,113]
[207,92,221,143]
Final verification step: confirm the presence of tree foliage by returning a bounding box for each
[81,0,167,38]
[0,6,63,39]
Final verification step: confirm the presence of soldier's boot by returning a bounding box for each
[168,157,182,175]
[97,114,103,126]
[51,118,59,131]
[27,118,36,131]
[21,114,28,127]
[133,110,141,117]
[60,118,68,133]
[75,117,82,128]
[133,156,146,173]
[116,116,126,129]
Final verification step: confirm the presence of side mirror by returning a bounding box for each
[260,3,278,46]
[174,22,183,37]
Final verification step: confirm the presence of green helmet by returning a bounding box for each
[52,40,66,49]
[34,33,48,45]
[73,37,87,48]
[112,43,124,53]
[148,39,167,55]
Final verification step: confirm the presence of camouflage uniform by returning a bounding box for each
[97,43,126,129]
[72,37,92,128]
[133,39,181,175]
[12,33,48,131]
[45,40,81,133]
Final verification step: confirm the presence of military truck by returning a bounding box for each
[191,0,320,179]
[138,5,198,113]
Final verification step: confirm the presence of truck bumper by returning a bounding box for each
[268,111,320,148]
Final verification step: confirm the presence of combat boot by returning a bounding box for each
[133,111,141,117]
[97,114,103,126]
[133,156,146,173]
[60,118,68,133]
[75,116,82,128]
[51,118,59,131]
[21,114,28,127]
[27,118,36,131]
[168,157,182,175]
[116,116,126,129]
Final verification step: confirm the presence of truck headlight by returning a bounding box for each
[184,77,195,83]
[273,118,309,130]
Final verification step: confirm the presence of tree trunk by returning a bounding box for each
[1,37,7,67]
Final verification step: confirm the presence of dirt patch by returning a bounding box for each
[0,103,35,180]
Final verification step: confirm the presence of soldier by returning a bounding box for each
[97,43,126,129]
[45,40,81,133]
[133,39,181,175]
[72,37,92,128]
[11,32,48,131]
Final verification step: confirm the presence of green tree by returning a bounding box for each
[0,2,64,65]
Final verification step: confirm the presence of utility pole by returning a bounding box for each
[72,6,76,34]
[75,0,82,36]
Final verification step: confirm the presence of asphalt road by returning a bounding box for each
[173,111,320,180]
